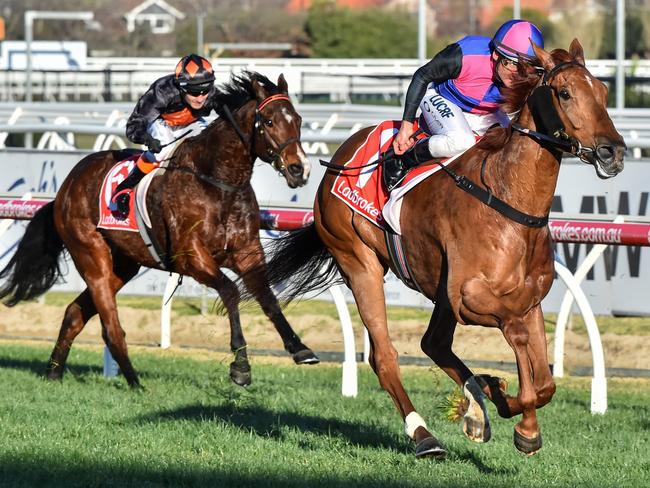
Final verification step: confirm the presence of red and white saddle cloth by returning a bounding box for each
[330,120,469,234]
[97,154,159,233]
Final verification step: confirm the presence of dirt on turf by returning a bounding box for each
[1,301,649,372]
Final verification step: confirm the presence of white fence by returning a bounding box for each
[1,102,650,153]
[0,57,649,103]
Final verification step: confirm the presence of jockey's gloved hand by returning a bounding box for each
[144,135,163,154]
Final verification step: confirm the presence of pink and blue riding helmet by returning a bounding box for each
[491,19,544,65]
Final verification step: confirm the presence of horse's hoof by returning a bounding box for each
[513,429,542,455]
[463,414,491,443]
[462,376,491,443]
[45,369,63,382]
[415,436,447,459]
[230,361,252,387]
[292,348,320,365]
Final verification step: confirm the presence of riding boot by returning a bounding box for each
[382,140,432,191]
[110,165,147,218]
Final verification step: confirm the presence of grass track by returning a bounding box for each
[1,341,649,488]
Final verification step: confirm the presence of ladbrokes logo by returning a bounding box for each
[335,180,382,221]
[550,222,625,244]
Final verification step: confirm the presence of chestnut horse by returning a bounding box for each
[0,72,318,388]
[261,41,625,458]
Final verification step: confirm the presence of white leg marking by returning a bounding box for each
[404,411,427,440]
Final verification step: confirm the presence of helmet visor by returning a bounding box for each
[182,84,212,96]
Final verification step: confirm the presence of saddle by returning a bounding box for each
[97,155,170,269]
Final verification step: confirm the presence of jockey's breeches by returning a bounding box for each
[418,85,510,157]
[140,117,209,168]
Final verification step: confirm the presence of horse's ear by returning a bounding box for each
[277,73,288,94]
[531,41,555,72]
[251,79,267,102]
[569,38,586,66]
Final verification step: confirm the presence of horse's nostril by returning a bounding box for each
[597,145,615,162]
[287,164,303,177]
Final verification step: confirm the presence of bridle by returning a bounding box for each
[221,93,299,174]
[511,61,606,165]
[253,94,300,173]
[167,93,301,195]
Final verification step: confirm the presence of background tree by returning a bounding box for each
[305,1,444,59]
[175,0,306,57]
[598,8,647,59]
[545,9,604,57]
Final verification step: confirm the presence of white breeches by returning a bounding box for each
[418,85,510,158]
[144,117,208,162]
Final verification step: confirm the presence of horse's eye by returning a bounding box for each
[559,89,571,100]
[265,119,273,127]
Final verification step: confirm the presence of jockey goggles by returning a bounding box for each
[182,84,212,96]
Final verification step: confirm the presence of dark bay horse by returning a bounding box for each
[0,71,318,388]
[261,41,625,457]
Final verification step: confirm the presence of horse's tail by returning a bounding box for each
[0,201,65,306]
[261,223,341,303]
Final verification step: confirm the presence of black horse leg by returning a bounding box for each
[214,271,251,387]
[421,291,474,386]
[421,289,492,443]
[46,289,97,380]
[237,255,319,365]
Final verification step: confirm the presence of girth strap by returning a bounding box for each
[384,228,425,293]
[135,201,172,271]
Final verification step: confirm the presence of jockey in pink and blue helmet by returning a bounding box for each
[491,19,544,65]
[384,19,545,191]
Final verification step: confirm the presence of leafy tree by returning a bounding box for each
[549,9,605,57]
[599,9,647,59]
[306,1,435,58]
[175,1,306,57]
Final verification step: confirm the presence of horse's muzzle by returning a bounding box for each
[592,138,626,179]
[284,161,310,188]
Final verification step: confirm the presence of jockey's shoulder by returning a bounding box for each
[150,74,177,90]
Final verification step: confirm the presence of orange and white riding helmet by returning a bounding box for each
[175,54,215,95]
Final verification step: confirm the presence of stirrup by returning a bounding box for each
[110,189,133,219]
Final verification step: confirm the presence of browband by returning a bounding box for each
[541,61,584,86]
[258,94,291,111]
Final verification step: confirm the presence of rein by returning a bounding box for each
[319,129,426,171]
[164,165,247,193]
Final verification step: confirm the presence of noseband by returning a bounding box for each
[254,94,300,173]
[512,61,609,165]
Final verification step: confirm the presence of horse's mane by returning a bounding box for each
[213,70,280,115]
[477,48,572,151]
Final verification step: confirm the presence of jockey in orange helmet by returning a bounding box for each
[384,19,545,191]
[111,53,220,218]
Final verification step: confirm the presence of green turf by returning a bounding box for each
[1,342,648,488]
